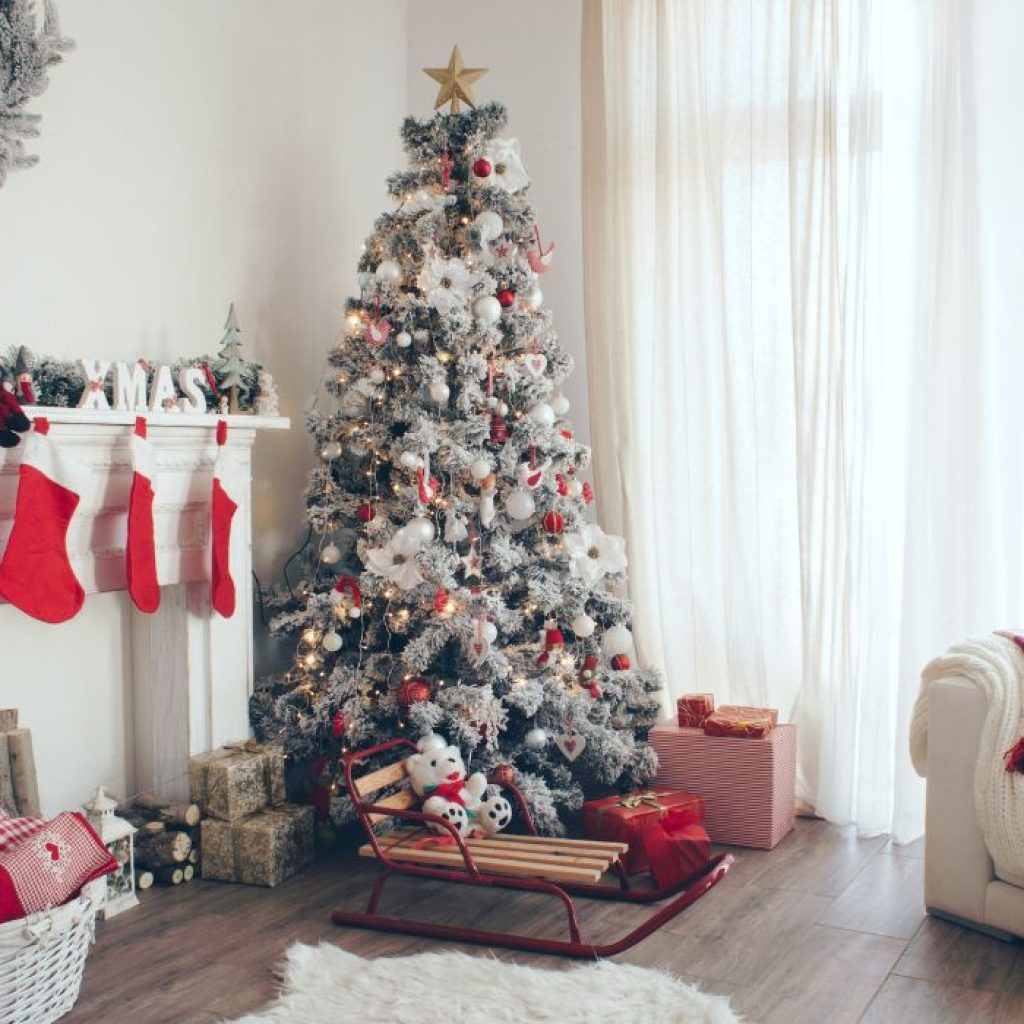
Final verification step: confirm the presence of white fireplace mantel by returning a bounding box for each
[0,408,290,800]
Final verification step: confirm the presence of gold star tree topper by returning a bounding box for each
[424,46,488,114]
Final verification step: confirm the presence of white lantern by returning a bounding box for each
[83,786,138,919]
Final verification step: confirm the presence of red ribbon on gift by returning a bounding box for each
[641,806,711,888]
[1004,736,1024,774]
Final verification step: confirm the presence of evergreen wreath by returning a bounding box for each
[0,0,73,186]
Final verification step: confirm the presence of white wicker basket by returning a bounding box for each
[0,879,104,1024]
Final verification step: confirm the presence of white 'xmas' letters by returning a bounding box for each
[177,367,206,412]
[113,361,149,411]
[77,360,112,411]
[148,365,176,412]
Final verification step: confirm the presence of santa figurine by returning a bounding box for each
[579,654,602,699]
[14,347,35,404]
[536,620,565,668]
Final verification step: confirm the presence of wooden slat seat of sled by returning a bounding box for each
[332,737,733,959]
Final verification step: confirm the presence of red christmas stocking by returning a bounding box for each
[210,419,240,617]
[126,416,159,613]
[0,418,87,623]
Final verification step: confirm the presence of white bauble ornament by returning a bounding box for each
[392,526,423,557]
[523,285,543,310]
[428,381,450,404]
[602,625,633,657]
[369,368,385,385]
[551,394,571,416]
[486,395,499,409]
[413,329,429,343]
[322,631,343,653]
[571,613,596,638]
[473,211,504,242]
[568,479,584,498]
[349,442,369,458]
[399,451,421,469]
[375,260,402,284]
[321,544,342,565]
[480,621,498,644]
[357,271,373,289]
[320,440,343,460]
[528,403,555,428]
[473,295,502,325]
[406,517,436,546]
[349,606,362,619]
[396,330,412,348]
[469,457,491,481]
[505,489,536,520]
[525,727,548,750]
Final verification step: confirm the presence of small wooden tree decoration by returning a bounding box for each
[213,303,245,413]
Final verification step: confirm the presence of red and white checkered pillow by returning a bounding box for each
[0,813,45,853]
[0,811,117,923]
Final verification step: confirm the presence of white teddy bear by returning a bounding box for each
[405,734,512,838]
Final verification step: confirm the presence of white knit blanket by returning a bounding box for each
[910,634,1024,885]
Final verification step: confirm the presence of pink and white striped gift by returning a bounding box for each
[650,721,797,849]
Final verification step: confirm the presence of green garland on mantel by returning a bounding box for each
[2,346,270,413]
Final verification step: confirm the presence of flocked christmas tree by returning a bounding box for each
[250,53,661,834]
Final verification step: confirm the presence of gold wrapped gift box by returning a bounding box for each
[200,805,314,887]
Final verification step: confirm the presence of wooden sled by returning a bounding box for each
[331,738,732,958]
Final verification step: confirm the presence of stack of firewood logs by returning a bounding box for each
[122,796,203,888]
[0,709,41,818]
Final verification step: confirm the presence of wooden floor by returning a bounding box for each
[65,819,1023,1023]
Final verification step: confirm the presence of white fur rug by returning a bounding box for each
[225,942,741,1024]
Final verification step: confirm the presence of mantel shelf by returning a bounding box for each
[21,407,290,432]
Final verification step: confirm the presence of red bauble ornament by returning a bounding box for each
[330,709,346,739]
[582,482,595,504]
[497,289,516,308]
[610,653,631,671]
[542,510,565,535]
[491,763,517,787]
[397,677,431,708]
[433,587,449,614]
[472,157,492,178]
[356,502,376,523]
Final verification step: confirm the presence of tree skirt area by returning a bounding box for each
[225,942,741,1024]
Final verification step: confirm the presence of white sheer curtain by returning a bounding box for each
[581,0,1023,839]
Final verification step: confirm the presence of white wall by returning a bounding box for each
[0,0,407,814]
[406,1,590,443]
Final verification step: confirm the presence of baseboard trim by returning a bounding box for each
[926,907,1019,943]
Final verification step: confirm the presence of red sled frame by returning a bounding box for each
[331,738,733,958]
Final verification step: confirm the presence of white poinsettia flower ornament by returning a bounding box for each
[563,524,628,586]
[480,138,530,193]
[365,542,425,591]
[418,256,485,314]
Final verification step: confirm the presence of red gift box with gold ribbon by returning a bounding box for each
[677,693,715,728]
[702,705,778,739]
[583,789,707,877]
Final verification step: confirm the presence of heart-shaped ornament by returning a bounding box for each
[524,353,547,377]
[555,731,586,762]
[365,318,391,347]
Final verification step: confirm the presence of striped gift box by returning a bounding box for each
[650,720,797,849]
